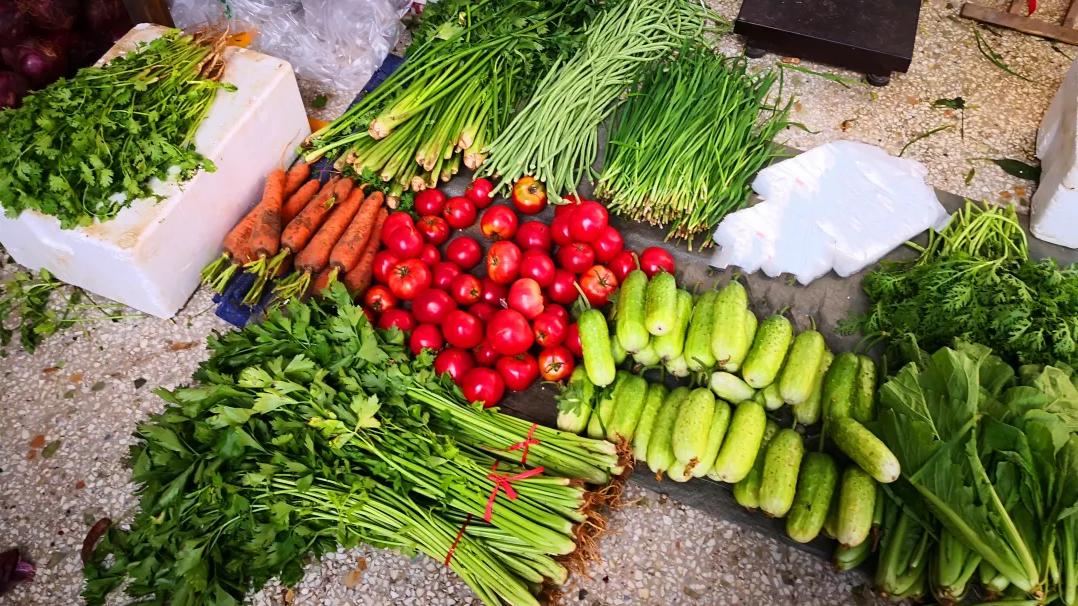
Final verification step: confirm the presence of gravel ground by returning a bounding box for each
[1,1,1073,604]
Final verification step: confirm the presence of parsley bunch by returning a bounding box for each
[0,30,231,228]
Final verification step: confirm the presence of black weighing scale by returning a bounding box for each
[734,0,922,86]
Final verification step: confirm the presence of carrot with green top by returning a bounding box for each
[282,179,321,223]
[274,185,364,301]
[262,177,350,292]
[344,207,388,297]
[237,169,287,304]
[200,200,260,291]
[308,191,385,295]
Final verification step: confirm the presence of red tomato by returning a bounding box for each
[592,226,624,264]
[378,308,415,333]
[565,323,583,357]
[508,278,544,319]
[487,309,534,355]
[360,306,375,323]
[412,289,457,324]
[442,196,477,229]
[568,201,609,242]
[434,348,474,383]
[553,194,584,218]
[550,214,573,247]
[479,205,519,241]
[417,215,450,245]
[441,310,483,349]
[431,261,462,290]
[414,189,447,216]
[496,353,540,392]
[387,259,431,301]
[608,250,638,283]
[579,265,618,306]
[470,302,497,323]
[449,273,482,306]
[519,251,556,287]
[532,310,567,347]
[419,243,440,266]
[639,246,676,277]
[460,367,505,407]
[464,178,495,209]
[373,251,400,285]
[382,212,415,245]
[486,240,522,285]
[409,324,444,355]
[515,221,552,252]
[479,277,507,307]
[556,242,595,274]
[545,303,569,324]
[511,176,547,215]
[363,285,397,313]
[547,269,579,305]
[538,346,574,382]
[445,236,482,269]
[386,226,423,259]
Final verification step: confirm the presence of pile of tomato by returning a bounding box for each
[362,176,676,407]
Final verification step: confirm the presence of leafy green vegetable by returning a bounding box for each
[973,27,1033,82]
[992,158,1041,182]
[898,124,952,157]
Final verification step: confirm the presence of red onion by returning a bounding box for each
[0,548,35,595]
[10,36,68,86]
[0,70,28,108]
[0,0,28,44]
[16,0,78,31]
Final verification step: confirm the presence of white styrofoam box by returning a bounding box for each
[0,24,310,317]
[1031,57,1078,249]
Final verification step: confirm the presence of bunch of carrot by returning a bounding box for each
[200,161,387,306]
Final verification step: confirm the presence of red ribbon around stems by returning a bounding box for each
[443,513,472,567]
[507,422,541,466]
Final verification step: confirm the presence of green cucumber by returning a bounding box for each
[684,291,718,371]
[579,309,616,387]
[822,352,859,424]
[851,354,877,422]
[608,374,648,442]
[736,308,758,372]
[666,462,693,482]
[633,341,660,367]
[654,289,693,361]
[742,314,793,388]
[671,388,716,474]
[778,330,826,405]
[758,428,804,518]
[710,281,749,371]
[615,270,650,353]
[822,485,840,539]
[693,399,732,478]
[752,389,767,406]
[709,371,755,403]
[836,466,876,547]
[834,539,872,572]
[611,335,628,365]
[731,419,779,508]
[762,383,784,411]
[785,452,839,543]
[708,400,767,483]
[632,383,669,461]
[644,271,677,336]
[665,355,690,378]
[831,418,900,483]
[647,386,690,475]
[555,366,594,434]
[586,371,627,439]
[792,350,833,425]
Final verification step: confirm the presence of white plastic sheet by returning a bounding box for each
[709,141,950,284]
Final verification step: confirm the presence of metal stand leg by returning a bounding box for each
[866,73,891,87]
[745,45,767,59]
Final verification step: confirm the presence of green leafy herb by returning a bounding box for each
[964,167,976,185]
[899,125,953,157]
[778,63,864,88]
[311,94,328,109]
[992,158,1041,181]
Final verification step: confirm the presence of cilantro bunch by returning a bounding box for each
[0,30,232,228]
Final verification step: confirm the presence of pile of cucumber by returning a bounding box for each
[558,272,902,551]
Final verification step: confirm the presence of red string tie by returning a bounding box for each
[507,422,541,466]
[483,461,544,523]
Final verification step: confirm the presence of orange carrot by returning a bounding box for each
[308,266,338,298]
[282,179,321,224]
[295,187,365,273]
[246,169,287,260]
[284,161,311,197]
[281,177,353,254]
[201,197,262,289]
[329,191,385,273]
[344,207,388,297]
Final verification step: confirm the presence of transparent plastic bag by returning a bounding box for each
[168,0,411,95]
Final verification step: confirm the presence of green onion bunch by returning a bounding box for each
[597,46,789,247]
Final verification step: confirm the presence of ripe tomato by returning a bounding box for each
[441,309,483,349]
[550,214,573,247]
[545,304,569,324]
[519,251,555,287]
[479,277,507,307]
[414,188,447,216]
[479,205,518,241]
[434,348,474,383]
[565,323,583,357]
[639,246,676,277]
[363,285,397,314]
[608,250,638,283]
[532,310,567,347]
[449,273,482,306]
[431,261,462,290]
[378,308,415,333]
[409,324,444,355]
[547,269,579,305]
[417,215,450,245]
[382,212,415,245]
[496,354,540,392]
[508,278,544,319]
[556,242,595,274]
[474,341,499,367]
[412,288,456,324]
[386,226,423,259]
[592,226,624,264]
[487,309,534,355]
[553,194,584,218]
[460,367,505,407]
[486,240,522,285]
[538,346,574,382]
[511,176,547,215]
[470,302,497,323]
[579,265,618,306]
[465,178,495,209]
[387,259,431,301]
[445,236,482,269]
[515,221,552,252]
[442,196,477,229]
[373,251,400,285]
[419,243,440,266]
[568,201,608,243]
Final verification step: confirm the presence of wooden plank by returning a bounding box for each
[1009,0,1026,14]
[962,2,1078,44]
[122,0,175,26]
[1065,0,1078,28]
